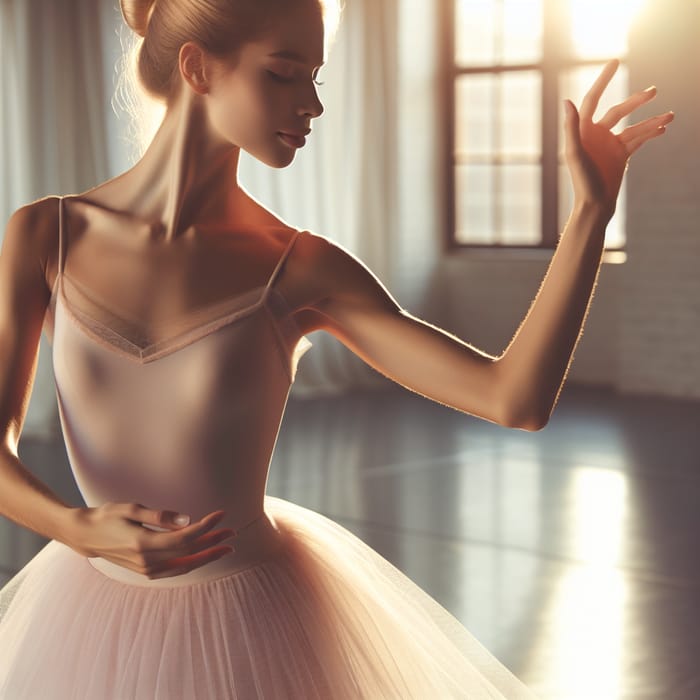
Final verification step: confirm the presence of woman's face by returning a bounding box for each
[204,3,326,168]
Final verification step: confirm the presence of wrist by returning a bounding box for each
[571,199,612,229]
[56,506,89,552]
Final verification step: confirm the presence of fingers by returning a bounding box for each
[137,509,238,579]
[151,512,237,578]
[157,509,233,548]
[598,86,657,130]
[625,124,668,155]
[128,503,198,529]
[619,111,675,145]
[579,59,620,122]
[563,99,583,159]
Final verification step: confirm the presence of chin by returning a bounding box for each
[243,145,297,169]
[260,153,297,169]
[270,155,296,168]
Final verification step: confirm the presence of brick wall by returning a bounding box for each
[620,0,700,399]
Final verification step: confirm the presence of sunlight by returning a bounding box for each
[569,0,647,59]
[529,466,628,698]
[113,25,167,162]
[569,467,628,566]
[548,567,626,698]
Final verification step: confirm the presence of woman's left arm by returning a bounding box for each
[496,59,673,428]
[297,60,672,430]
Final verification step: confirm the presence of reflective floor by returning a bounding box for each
[4,382,700,699]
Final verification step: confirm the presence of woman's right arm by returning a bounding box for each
[0,197,78,545]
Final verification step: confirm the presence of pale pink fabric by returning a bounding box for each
[0,196,541,698]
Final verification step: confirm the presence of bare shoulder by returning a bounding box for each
[1,195,61,295]
[282,229,403,335]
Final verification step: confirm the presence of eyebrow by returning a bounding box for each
[267,50,325,67]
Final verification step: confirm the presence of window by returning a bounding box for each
[443,0,644,250]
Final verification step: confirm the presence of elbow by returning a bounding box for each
[500,407,548,431]
[499,389,550,431]
[514,413,549,432]
[493,360,550,431]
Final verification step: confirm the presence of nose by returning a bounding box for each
[299,88,324,120]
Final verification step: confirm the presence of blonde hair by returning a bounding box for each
[114,0,342,161]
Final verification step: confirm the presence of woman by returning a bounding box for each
[0,0,672,697]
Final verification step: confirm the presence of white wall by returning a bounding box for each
[619,0,700,399]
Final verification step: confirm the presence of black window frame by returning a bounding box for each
[440,0,628,253]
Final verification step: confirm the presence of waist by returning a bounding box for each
[86,511,285,588]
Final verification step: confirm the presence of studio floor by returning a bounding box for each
[3,382,699,700]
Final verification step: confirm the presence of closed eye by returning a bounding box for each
[267,70,325,87]
[267,71,293,83]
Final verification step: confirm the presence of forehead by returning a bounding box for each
[247,5,326,67]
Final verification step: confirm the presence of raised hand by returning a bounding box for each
[67,503,237,579]
[564,59,674,219]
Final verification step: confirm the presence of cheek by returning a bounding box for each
[209,80,277,143]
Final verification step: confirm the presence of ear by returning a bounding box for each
[179,41,210,95]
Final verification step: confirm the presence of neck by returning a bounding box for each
[106,83,244,241]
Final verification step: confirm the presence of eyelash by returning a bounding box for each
[267,70,325,87]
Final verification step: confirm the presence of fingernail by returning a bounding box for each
[174,514,190,525]
[644,85,657,93]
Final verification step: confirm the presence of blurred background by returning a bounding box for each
[1,1,699,698]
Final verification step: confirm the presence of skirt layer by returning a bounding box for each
[0,495,540,699]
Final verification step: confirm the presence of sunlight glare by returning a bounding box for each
[527,467,628,698]
[570,0,647,58]
[548,567,626,698]
[569,468,627,566]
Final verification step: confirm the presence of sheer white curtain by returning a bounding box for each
[0,0,111,438]
[1,0,444,436]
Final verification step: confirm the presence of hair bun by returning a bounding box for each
[120,0,157,38]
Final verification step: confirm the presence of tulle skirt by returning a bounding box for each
[0,495,540,699]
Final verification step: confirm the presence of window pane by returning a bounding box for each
[456,0,497,66]
[501,71,541,155]
[502,0,543,63]
[456,165,495,244]
[455,75,494,158]
[501,165,541,244]
[568,0,644,60]
[452,2,633,249]
[456,72,540,159]
[456,0,543,65]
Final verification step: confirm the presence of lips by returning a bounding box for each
[277,131,309,148]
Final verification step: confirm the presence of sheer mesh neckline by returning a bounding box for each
[54,196,303,365]
[56,278,279,364]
